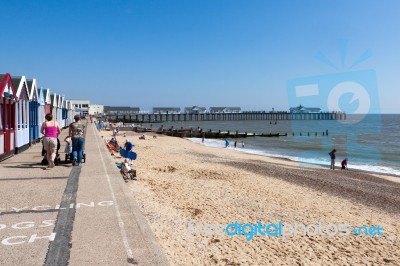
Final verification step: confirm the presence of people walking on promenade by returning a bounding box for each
[69,114,85,166]
[40,113,61,168]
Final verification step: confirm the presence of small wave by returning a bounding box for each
[186,138,400,176]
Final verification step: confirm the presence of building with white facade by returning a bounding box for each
[69,100,90,116]
[89,104,104,115]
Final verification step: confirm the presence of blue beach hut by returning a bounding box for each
[27,78,40,143]
[37,87,47,137]
[0,73,17,161]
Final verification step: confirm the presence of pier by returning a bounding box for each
[104,111,346,123]
[129,127,330,139]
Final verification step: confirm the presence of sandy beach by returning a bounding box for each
[105,130,400,265]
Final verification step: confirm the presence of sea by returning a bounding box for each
[146,114,400,176]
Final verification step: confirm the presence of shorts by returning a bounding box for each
[43,137,57,154]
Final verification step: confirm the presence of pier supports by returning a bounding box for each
[105,112,345,123]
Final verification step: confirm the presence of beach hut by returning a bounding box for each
[37,87,46,137]
[27,79,40,143]
[43,88,51,114]
[0,73,17,160]
[13,76,30,154]
[50,93,58,123]
[65,100,74,126]
[57,95,65,127]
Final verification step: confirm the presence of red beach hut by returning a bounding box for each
[0,73,17,161]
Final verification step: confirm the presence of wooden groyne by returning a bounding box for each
[105,111,346,123]
[115,126,332,139]
[132,127,287,138]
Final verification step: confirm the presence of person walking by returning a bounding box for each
[40,113,61,168]
[329,149,337,170]
[69,114,85,166]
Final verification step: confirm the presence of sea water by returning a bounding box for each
[150,114,400,176]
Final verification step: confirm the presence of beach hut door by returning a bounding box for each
[1,98,15,153]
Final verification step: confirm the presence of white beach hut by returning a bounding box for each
[50,93,58,123]
[65,100,74,126]
[13,76,30,154]
[57,95,65,127]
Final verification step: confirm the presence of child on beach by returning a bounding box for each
[64,136,73,154]
[341,158,348,170]
[329,149,337,170]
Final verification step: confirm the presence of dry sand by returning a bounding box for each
[104,130,399,265]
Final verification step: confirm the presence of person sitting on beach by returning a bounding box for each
[139,135,146,140]
[109,137,119,149]
[341,158,348,170]
[329,149,337,170]
[124,139,134,151]
[121,158,136,180]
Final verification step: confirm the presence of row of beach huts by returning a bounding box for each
[0,73,76,161]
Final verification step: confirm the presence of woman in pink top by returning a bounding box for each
[40,113,61,168]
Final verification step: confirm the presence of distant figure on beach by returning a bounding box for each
[139,135,146,140]
[124,139,134,152]
[69,114,85,166]
[329,149,337,170]
[241,141,244,148]
[225,139,229,148]
[234,141,237,148]
[202,133,205,143]
[341,158,348,170]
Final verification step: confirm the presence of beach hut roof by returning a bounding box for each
[43,88,51,104]
[0,73,17,100]
[58,95,65,108]
[27,79,39,101]
[50,93,58,107]
[12,76,29,101]
[37,87,45,105]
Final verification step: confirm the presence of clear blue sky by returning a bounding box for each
[1,0,399,113]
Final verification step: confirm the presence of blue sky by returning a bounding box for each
[1,0,399,113]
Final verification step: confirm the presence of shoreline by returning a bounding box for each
[105,131,400,265]
[185,137,400,179]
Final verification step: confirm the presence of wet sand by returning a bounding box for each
[106,130,400,265]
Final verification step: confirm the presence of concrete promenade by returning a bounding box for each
[0,122,169,265]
